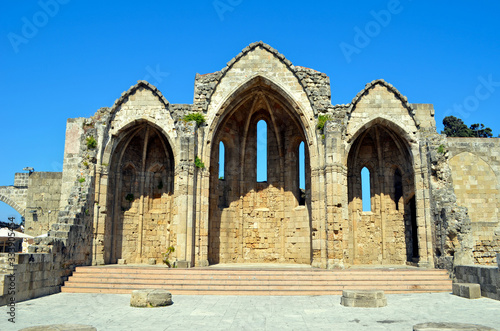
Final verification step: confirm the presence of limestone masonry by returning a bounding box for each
[1,42,499,304]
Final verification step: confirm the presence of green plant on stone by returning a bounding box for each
[317,114,332,132]
[195,156,205,169]
[86,136,97,149]
[183,113,206,126]
[437,144,445,154]
[78,177,86,183]
[162,246,176,268]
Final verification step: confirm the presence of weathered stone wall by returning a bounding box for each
[0,172,62,234]
[454,255,500,300]
[447,138,500,265]
[24,172,62,236]
[0,253,67,306]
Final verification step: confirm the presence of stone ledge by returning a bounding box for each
[453,283,481,299]
[130,289,172,308]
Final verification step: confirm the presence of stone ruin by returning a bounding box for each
[0,42,499,303]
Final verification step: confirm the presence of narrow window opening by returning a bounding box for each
[256,120,267,182]
[219,141,225,180]
[298,141,305,205]
[394,168,403,210]
[410,196,419,258]
[361,167,371,212]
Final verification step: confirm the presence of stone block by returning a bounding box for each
[130,289,172,308]
[452,283,481,299]
[147,258,156,265]
[117,259,126,265]
[340,290,387,307]
[176,260,190,268]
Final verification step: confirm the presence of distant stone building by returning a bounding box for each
[1,42,499,283]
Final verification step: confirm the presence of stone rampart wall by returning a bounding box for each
[454,255,500,300]
[448,138,500,265]
[0,253,65,306]
[24,172,62,236]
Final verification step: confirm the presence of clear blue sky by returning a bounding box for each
[1,1,499,222]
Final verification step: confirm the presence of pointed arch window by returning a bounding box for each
[394,168,403,210]
[219,141,225,180]
[361,167,371,212]
[256,120,267,182]
[298,141,305,205]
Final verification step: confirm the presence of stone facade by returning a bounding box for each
[1,41,500,304]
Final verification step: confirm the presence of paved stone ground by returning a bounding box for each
[2,293,499,331]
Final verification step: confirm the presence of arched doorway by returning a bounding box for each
[208,79,311,265]
[347,123,417,265]
[104,122,175,264]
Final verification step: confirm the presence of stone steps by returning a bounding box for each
[61,266,452,295]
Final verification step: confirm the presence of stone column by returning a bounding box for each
[416,142,434,268]
[173,122,197,266]
[195,169,210,267]
[324,125,346,268]
[92,166,106,265]
[311,127,328,269]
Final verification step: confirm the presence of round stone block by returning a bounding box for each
[413,322,497,331]
[130,289,173,307]
[20,325,96,331]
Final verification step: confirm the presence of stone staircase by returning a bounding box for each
[61,265,452,295]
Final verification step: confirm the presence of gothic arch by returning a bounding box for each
[347,121,418,265]
[101,119,177,173]
[206,75,315,153]
[100,120,175,264]
[206,76,312,265]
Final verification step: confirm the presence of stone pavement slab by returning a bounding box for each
[1,292,499,331]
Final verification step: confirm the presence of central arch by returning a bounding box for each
[208,77,312,265]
